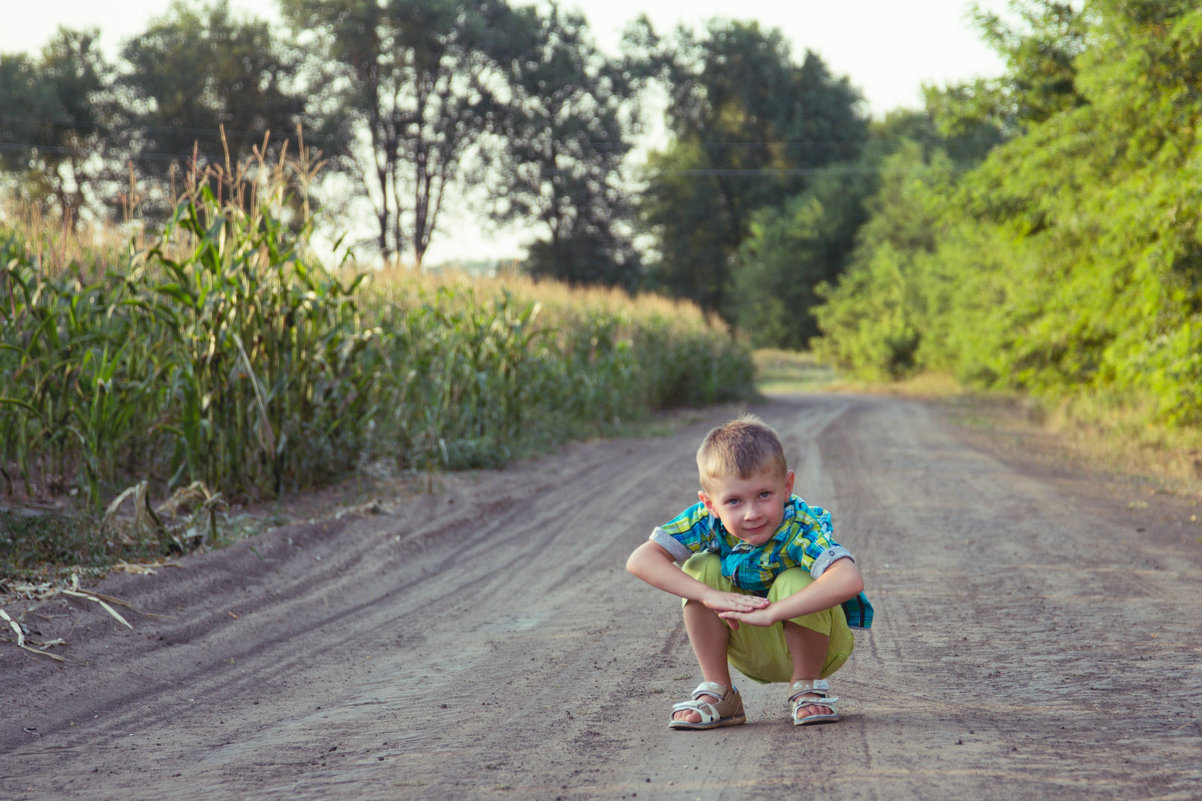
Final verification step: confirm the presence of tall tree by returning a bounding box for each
[0,28,114,227]
[119,0,304,198]
[925,0,1088,146]
[815,0,1202,426]
[729,162,875,349]
[811,141,959,379]
[492,2,641,288]
[634,19,868,315]
[282,0,513,267]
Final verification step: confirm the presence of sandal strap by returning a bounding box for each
[788,679,837,707]
[671,682,737,725]
[692,681,729,701]
[671,699,720,723]
[792,695,839,710]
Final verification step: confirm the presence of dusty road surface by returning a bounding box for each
[2,394,1201,801]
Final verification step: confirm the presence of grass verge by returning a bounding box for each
[753,349,839,394]
[755,351,1202,507]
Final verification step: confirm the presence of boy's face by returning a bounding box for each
[699,468,795,546]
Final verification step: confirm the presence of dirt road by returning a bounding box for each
[2,394,1200,801]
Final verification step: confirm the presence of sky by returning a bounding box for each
[0,0,1013,262]
[2,0,1010,115]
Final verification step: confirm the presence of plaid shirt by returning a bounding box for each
[651,495,874,629]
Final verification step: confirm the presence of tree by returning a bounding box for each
[118,0,304,201]
[282,0,514,267]
[634,19,868,315]
[814,0,1202,427]
[924,0,1088,147]
[729,163,875,349]
[811,141,959,378]
[489,2,641,288]
[972,0,1089,124]
[0,28,114,227]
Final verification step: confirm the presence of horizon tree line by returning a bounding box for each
[0,0,872,314]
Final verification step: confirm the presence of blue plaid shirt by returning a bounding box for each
[651,495,873,629]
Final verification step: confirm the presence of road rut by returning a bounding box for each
[2,394,1200,800]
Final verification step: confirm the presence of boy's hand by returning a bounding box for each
[717,606,779,631]
[702,590,770,615]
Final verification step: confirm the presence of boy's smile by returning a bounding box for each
[699,469,795,546]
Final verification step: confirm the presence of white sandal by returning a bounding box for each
[789,679,839,726]
[668,681,746,730]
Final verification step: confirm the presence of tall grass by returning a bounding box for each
[1,142,755,573]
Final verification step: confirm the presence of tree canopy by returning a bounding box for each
[0,1,868,294]
[633,19,868,315]
[493,2,641,289]
[0,28,112,226]
[120,0,304,186]
[280,0,518,267]
[812,0,1202,426]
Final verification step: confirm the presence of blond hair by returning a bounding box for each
[696,414,787,490]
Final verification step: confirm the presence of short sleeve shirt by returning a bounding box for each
[651,494,874,629]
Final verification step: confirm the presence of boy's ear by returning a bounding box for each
[698,489,715,513]
[784,470,795,496]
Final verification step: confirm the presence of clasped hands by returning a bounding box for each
[702,589,777,631]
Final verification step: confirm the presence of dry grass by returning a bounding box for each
[1041,401,1202,497]
[937,387,1202,501]
[752,349,839,394]
[360,264,726,332]
[771,355,1202,500]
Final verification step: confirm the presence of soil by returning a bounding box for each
[1,394,1200,801]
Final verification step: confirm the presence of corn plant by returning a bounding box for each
[366,284,544,470]
[3,144,757,572]
[145,180,374,497]
[1,246,160,502]
[355,270,755,472]
[2,139,383,510]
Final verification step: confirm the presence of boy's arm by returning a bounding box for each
[626,540,769,613]
[718,557,864,629]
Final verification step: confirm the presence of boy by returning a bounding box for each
[626,414,873,729]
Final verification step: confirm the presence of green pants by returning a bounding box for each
[682,552,854,684]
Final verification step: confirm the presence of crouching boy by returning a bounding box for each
[627,414,873,729]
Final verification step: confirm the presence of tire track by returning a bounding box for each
[2,396,1200,801]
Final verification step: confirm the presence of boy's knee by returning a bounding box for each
[782,611,834,638]
[681,552,724,585]
[770,567,837,633]
[767,566,814,600]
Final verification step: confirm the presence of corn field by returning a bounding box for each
[0,154,755,527]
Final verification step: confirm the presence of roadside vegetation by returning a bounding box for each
[0,150,753,581]
[813,3,1202,422]
[6,0,1202,581]
[806,0,1202,497]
